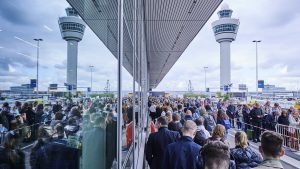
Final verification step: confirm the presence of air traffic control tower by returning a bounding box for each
[212,4,239,90]
[58,7,85,89]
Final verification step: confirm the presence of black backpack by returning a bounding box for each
[194,129,206,146]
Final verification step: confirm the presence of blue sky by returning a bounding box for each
[0,0,300,92]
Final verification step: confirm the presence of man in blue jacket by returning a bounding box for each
[162,120,202,169]
[145,116,180,169]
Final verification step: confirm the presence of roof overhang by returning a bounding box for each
[67,0,222,88]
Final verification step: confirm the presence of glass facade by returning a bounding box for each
[66,0,150,168]
[213,24,238,35]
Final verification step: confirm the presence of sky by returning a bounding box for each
[0,0,300,92]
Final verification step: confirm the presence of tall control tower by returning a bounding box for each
[212,4,239,90]
[58,7,85,89]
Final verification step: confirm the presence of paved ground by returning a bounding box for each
[228,129,299,169]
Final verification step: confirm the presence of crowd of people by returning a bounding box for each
[0,96,299,169]
[0,99,88,169]
[146,97,299,169]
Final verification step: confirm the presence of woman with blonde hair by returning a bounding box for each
[230,131,262,169]
[206,124,229,145]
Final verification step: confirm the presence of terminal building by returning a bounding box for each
[66,0,222,168]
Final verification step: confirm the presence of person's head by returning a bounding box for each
[36,104,44,111]
[37,126,50,140]
[212,124,226,139]
[281,110,287,117]
[199,107,207,116]
[201,141,230,169]
[181,120,197,138]
[55,111,64,120]
[235,131,248,148]
[166,111,173,122]
[274,103,279,107]
[195,117,205,126]
[172,113,181,122]
[68,117,78,126]
[186,110,192,116]
[259,131,284,159]
[155,116,168,129]
[292,109,299,118]
[254,103,260,108]
[54,123,64,138]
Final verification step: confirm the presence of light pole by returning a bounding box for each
[204,66,208,92]
[34,38,43,97]
[89,65,94,92]
[253,40,261,96]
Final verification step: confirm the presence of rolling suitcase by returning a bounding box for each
[247,129,253,140]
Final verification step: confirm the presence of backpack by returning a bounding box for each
[223,119,231,130]
[204,115,216,132]
[194,129,206,146]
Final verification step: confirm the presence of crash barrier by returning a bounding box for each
[231,118,299,152]
[276,124,300,152]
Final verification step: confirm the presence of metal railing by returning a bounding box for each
[276,124,300,152]
[231,118,300,152]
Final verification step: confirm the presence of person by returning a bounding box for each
[230,131,262,169]
[277,110,289,146]
[180,110,193,125]
[236,104,244,130]
[30,126,52,169]
[201,141,231,169]
[194,117,211,146]
[145,116,180,169]
[201,108,216,135]
[217,110,231,137]
[0,131,25,169]
[162,120,202,169]
[168,113,183,133]
[242,104,251,132]
[250,103,263,143]
[288,109,300,151]
[206,124,229,145]
[254,131,284,169]
[226,101,236,128]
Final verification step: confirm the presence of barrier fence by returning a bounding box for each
[232,118,300,152]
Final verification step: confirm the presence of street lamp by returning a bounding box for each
[89,65,94,92]
[34,38,43,97]
[203,66,208,92]
[253,40,261,96]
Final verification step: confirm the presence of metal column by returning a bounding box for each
[117,0,124,168]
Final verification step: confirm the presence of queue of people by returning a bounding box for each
[145,97,290,169]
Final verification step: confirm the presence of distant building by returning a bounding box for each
[262,84,286,93]
[10,84,34,95]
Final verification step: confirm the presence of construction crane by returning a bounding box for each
[188,80,194,93]
[104,80,111,93]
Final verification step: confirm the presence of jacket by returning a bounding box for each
[30,140,79,169]
[0,147,25,169]
[145,127,180,169]
[162,136,202,169]
[230,146,262,169]
[253,159,283,169]
[250,107,263,124]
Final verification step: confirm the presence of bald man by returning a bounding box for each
[162,120,202,169]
